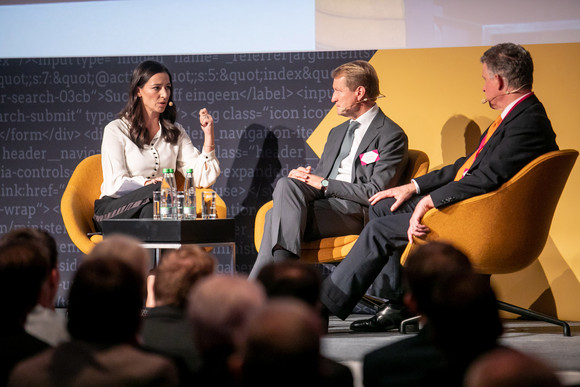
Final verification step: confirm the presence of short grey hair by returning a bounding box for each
[481,43,533,90]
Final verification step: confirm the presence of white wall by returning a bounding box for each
[1,0,579,58]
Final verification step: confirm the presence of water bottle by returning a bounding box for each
[160,168,175,220]
[168,168,179,219]
[183,169,196,220]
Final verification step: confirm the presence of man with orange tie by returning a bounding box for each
[320,42,559,332]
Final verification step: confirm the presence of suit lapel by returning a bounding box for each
[470,94,537,169]
[354,110,385,163]
[321,121,350,177]
[349,110,385,177]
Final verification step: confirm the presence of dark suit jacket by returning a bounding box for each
[0,324,50,387]
[314,107,408,207]
[141,305,201,384]
[414,94,558,208]
[363,327,446,387]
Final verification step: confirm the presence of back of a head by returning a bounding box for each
[428,272,502,360]
[256,260,321,307]
[331,60,380,100]
[480,42,534,90]
[0,241,50,325]
[239,299,322,387]
[86,234,149,279]
[187,274,266,354]
[154,245,216,308]
[403,241,473,314]
[0,227,58,269]
[465,347,562,387]
[67,258,144,344]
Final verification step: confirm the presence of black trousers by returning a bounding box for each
[320,194,424,319]
[93,182,161,232]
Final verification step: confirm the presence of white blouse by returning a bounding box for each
[100,118,220,198]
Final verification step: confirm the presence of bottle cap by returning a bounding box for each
[162,168,171,173]
[186,168,193,173]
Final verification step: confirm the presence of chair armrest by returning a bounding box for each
[254,201,273,252]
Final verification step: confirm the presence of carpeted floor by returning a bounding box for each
[322,315,580,387]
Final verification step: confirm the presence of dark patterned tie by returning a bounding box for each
[329,120,360,179]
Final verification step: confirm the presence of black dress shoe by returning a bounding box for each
[350,302,411,332]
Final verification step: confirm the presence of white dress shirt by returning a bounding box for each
[100,118,220,198]
[335,104,379,183]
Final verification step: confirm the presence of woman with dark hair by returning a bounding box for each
[93,60,220,229]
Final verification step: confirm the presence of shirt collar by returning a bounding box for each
[351,103,379,128]
[501,92,533,119]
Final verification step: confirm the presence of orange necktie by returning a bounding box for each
[454,115,503,181]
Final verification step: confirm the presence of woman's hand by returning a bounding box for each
[144,177,162,186]
[199,108,215,152]
[199,108,214,133]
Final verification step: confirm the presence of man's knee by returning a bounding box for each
[370,198,396,218]
[273,177,302,201]
[273,176,294,193]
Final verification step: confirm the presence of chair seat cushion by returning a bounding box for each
[300,235,358,264]
[302,235,358,249]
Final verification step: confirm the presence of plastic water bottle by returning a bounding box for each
[168,168,179,219]
[160,168,175,220]
[183,169,196,219]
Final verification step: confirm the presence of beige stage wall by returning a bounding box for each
[308,43,580,321]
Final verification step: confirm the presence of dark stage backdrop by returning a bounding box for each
[0,50,375,306]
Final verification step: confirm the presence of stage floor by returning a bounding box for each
[322,315,580,387]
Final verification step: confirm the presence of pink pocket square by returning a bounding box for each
[360,150,380,166]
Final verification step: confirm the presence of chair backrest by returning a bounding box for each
[61,154,103,254]
[400,149,430,184]
[403,149,578,274]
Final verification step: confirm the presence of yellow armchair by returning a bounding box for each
[254,149,430,264]
[400,149,578,335]
[61,154,227,255]
[61,154,103,254]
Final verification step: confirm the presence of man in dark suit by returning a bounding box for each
[363,242,502,387]
[320,42,559,331]
[250,60,408,278]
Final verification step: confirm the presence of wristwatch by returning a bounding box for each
[321,179,329,192]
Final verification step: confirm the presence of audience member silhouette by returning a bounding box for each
[256,260,354,387]
[464,346,562,387]
[9,257,179,386]
[231,298,325,387]
[187,274,266,387]
[0,228,69,346]
[141,245,216,383]
[428,271,502,386]
[0,240,51,386]
[256,260,322,313]
[364,241,502,387]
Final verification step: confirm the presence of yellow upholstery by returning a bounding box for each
[61,154,104,254]
[400,149,579,275]
[61,154,227,255]
[254,149,430,263]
